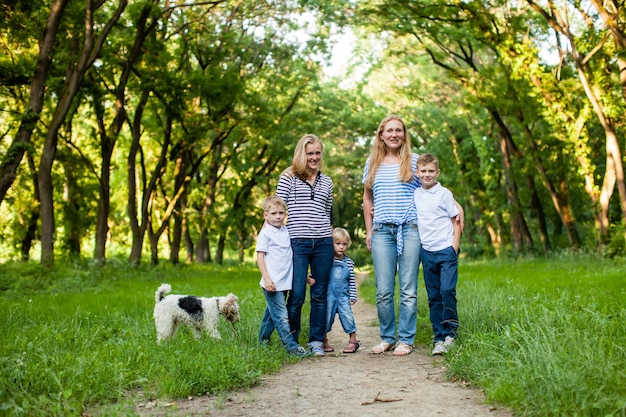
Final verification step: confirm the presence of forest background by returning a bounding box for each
[2,0,626,267]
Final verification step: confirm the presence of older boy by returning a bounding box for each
[413,153,461,355]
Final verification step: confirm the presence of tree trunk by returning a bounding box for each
[93,95,114,266]
[184,220,194,264]
[578,79,625,244]
[493,112,534,254]
[195,144,222,263]
[238,229,245,263]
[195,232,211,263]
[38,122,62,266]
[169,156,187,265]
[127,92,150,264]
[62,151,81,257]
[526,175,551,253]
[170,211,182,265]
[216,232,226,265]
[20,153,41,262]
[148,226,160,266]
[570,45,625,243]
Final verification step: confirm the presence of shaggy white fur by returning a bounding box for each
[153,283,240,343]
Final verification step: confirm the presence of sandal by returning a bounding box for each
[323,343,334,353]
[342,341,360,354]
[371,341,395,354]
[392,343,413,356]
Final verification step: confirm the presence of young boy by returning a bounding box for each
[322,227,359,354]
[257,196,309,357]
[413,153,462,355]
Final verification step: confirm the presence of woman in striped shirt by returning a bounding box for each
[276,134,334,357]
[363,115,421,357]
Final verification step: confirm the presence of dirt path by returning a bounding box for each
[136,274,511,416]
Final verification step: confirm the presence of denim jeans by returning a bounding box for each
[259,289,300,352]
[287,237,334,346]
[421,246,459,342]
[326,261,356,334]
[371,220,420,345]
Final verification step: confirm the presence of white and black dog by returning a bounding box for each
[153,283,240,343]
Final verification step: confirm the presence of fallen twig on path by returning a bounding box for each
[361,390,403,405]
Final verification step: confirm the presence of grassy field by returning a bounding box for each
[1,255,625,416]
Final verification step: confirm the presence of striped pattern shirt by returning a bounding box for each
[362,153,421,225]
[276,171,333,239]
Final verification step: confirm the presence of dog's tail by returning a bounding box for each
[155,283,172,303]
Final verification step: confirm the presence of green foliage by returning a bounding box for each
[1,140,34,169]
[2,0,626,267]
[604,223,626,259]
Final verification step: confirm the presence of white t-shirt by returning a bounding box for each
[414,182,459,251]
[256,224,293,291]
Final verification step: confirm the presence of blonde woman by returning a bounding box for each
[276,134,334,357]
[363,115,421,356]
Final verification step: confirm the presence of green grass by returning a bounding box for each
[1,255,626,416]
[0,260,305,417]
[361,255,626,417]
[447,256,626,417]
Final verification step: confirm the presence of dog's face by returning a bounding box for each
[221,293,240,325]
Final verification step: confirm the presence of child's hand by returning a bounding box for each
[263,277,276,292]
[350,299,356,305]
[307,274,316,286]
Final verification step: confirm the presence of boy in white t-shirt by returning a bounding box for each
[413,153,462,356]
[257,196,309,357]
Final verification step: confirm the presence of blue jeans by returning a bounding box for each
[371,220,420,345]
[326,262,356,334]
[259,289,300,352]
[421,246,459,342]
[288,237,334,346]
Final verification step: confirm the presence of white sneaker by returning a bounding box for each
[432,340,445,355]
[443,336,456,352]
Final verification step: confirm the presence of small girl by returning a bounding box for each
[323,227,359,353]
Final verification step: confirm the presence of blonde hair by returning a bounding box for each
[262,195,287,212]
[364,115,414,188]
[332,227,352,247]
[281,134,324,179]
[417,153,439,169]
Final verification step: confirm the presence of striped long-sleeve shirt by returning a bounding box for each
[276,171,333,239]
[362,153,420,225]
